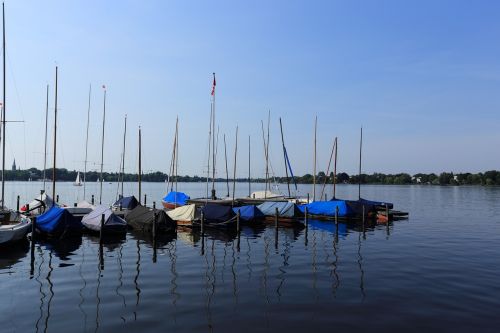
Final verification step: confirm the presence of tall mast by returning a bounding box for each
[223,134,229,197]
[320,138,335,201]
[333,137,338,199]
[266,110,270,193]
[248,136,251,197]
[120,114,127,198]
[175,117,179,194]
[52,66,58,203]
[138,126,142,204]
[99,86,106,204]
[1,3,5,209]
[312,116,317,202]
[83,84,91,200]
[358,127,363,200]
[168,119,177,192]
[231,126,238,205]
[210,73,216,199]
[43,84,49,193]
[279,117,291,197]
[260,120,268,197]
[206,107,212,199]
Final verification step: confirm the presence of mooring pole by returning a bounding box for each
[236,210,241,252]
[335,205,339,226]
[56,194,59,203]
[362,205,365,234]
[200,211,205,235]
[30,217,36,277]
[386,204,390,233]
[100,213,104,244]
[304,206,309,246]
[31,215,36,243]
[144,194,147,207]
[91,194,94,205]
[152,201,157,263]
[16,195,19,212]
[274,207,279,249]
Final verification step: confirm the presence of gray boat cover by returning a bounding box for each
[257,201,304,218]
[81,205,127,232]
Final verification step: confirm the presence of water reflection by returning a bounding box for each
[0,240,29,271]
[0,214,412,332]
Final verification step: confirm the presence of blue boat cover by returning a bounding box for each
[202,204,236,223]
[359,198,393,209]
[113,196,139,210]
[163,191,190,206]
[36,206,83,235]
[300,200,356,218]
[257,201,303,218]
[233,205,265,221]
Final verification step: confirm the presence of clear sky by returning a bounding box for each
[3,0,500,178]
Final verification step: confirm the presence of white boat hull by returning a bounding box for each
[0,219,31,244]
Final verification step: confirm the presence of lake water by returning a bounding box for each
[1,182,500,332]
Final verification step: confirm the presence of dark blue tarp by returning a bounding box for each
[163,191,190,206]
[299,200,356,217]
[36,206,83,236]
[233,205,265,221]
[113,196,139,210]
[359,198,393,209]
[202,204,236,223]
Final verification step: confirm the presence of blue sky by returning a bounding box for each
[3,0,500,177]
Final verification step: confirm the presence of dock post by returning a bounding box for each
[74,202,77,207]
[91,195,94,205]
[307,193,310,203]
[362,205,366,237]
[119,202,122,211]
[152,202,157,263]
[324,193,327,201]
[26,203,29,216]
[335,205,339,237]
[236,210,241,252]
[100,213,105,244]
[30,216,36,276]
[385,204,390,232]
[200,211,205,235]
[16,195,19,212]
[144,194,147,207]
[274,207,279,249]
[56,194,59,203]
[304,206,308,246]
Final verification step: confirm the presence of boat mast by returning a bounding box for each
[333,137,338,199]
[279,117,291,197]
[210,73,216,200]
[42,84,49,193]
[248,136,251,197]
[99,85,106,204]
[260,120,268,198]
[174,117,179,195]
[358,126,363,200]
[313,115,317,202]
[120,114,127,198]
[266,111,270,194]
[1,3,5,209]
[206,107,212,200]
[223,134,229,197]
[83,84,91,200]
[138,126,142,204]
[231,126,238,206]
[52,66,58,204]
[320,138,335,201]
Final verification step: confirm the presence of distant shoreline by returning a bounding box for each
[4,168,500,186]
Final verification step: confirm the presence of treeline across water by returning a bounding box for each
[5,168,500,186]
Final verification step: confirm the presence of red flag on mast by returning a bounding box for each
[211,73,216,96]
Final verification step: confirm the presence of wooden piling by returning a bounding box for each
[304,206,308,227]
[16,195,19,212]
[91,194,94,205]
[26,203,29,216]
[307,193,310,203]
[200,211,205,234]
[56,194,59,203]
[74,202,77,207]
[100,213,104,243]
[144,194,147,207]
[152,202,156,239]
[119,202,122,211]
[274,207,279,248]
[236,210,241,252]
[324,193,327,201]
[31,215,36,242]
[335,205,339,225]
[386,204,390,232]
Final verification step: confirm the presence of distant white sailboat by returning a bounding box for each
[74,171,83,186]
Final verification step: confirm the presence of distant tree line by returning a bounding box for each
[3,168,500,186]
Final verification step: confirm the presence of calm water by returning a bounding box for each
[1,182,500,332]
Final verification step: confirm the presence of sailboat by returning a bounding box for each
[73,171,82,186]
[0,3,32,244]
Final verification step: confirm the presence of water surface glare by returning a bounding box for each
[1,182,500,332]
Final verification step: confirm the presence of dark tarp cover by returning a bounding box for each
[299,200,356,217]
[257,201,304,218]
[201,204,236,223]
[113,196,139,210]
[162,191,190,206]
[232,205,265,221]
[359,198,393,209]
[36,205,83,236]
[126,205,176,233]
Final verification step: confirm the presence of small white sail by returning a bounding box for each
[74,171,83,186]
